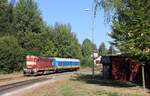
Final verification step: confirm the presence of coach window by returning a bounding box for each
[61,62,63,66]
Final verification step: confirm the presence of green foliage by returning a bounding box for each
[13,0,43,33]
[82,39,93,57]
[92,43,97,51]
[81,57,93,67]
[98,42,108,56]
[0,0,13,36]
[81,39,93,67]
[109,0,150,61]
[40,40,58,57]
[50,23,82,58]
[108,45,117,55]
[0,0,7,10]
[16,32,42,56]
[0,0,84,73]
[94,0,150,62]
[0,36,25,73]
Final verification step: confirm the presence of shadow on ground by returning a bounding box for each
[71,74,138,88]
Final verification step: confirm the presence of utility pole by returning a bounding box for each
[84,1,95,79]
[91,1,95,79]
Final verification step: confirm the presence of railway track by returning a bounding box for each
[0,77,51,95]
[0,78,13,82]
[0,71,77,95]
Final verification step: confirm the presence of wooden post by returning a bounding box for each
[142,64,145,89]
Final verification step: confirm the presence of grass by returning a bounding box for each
[61,84,89,96]
[74,74,138,87]
[95,91,141,96]
[57,83,141,96]
[46,78,141,96]
[45,69,144,96]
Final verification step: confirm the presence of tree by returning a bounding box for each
[18,32,42,56]
[40,23,82,58]
[0,0,13,36]
[13,0,46,55]
[81,57,93,67]
[98,42,108,56]
[13,0,44,33]
[81,39,93,67]
[52,23,81,58]
[94,0,150,61]
[81,39,93,57]
[0,0,84,73]
[40,40,58,57]
[39,27,58,57]
[108,45,116,55]
[0,36,25,73]
[94,0,150,89]
[92,43,97,51]
[0,0,8,34]
[0,0,7,10]
[68,34,82,59]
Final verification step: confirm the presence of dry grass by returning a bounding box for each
[44,73,147,96]
[2,69,149,96]
[20,72,150,96]
[45,79,142,96]
[0,71,45,86]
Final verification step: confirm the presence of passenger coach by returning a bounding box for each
[51,57,80,71]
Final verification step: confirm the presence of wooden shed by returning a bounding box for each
[101,56,141,81]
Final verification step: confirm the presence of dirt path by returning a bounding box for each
[1,69,150,96]
[0,71,76,96]
[0,72,41,86]
[0,70,76,86]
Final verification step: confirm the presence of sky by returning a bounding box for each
[37,0,111,48]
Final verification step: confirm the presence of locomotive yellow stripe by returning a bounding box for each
[48,68,54,70]
[62,66,80,69]
[72,66,80,68]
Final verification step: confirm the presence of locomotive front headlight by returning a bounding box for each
[33,68,37,72]
[23,68,27,71]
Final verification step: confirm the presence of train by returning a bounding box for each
[23,55,80,75]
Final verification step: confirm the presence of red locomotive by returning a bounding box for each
[23,56,53,75]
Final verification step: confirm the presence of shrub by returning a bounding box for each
[81,57,93,67]
[0,36,25,73]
